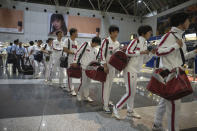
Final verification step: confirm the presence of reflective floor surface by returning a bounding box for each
[0,66,196,131]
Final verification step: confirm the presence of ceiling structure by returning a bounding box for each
[13,0,189,16]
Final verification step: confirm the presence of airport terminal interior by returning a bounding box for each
[0,0,197,131]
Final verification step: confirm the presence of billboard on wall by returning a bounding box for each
[0,8,24,33]
[48,13,101,37]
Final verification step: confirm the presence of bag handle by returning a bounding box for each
[133,39,139,51]
[96,48,101,60]
[104,39,109,58]
[171,32,185,66]
[62,38,71,56]
[77,42,88,64]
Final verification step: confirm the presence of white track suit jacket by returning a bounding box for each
[124,36,153,73]
[73,42,98,69]
[156,27,196,70]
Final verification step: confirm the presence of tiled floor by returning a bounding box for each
[0,67,197,131]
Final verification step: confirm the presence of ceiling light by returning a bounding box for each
[138,0,142,3]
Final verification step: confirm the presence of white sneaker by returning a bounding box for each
[113,106,121,119]
[84,97,94,102]
[152,124,164,131]
[63,87,70,92]
[77,94,82,101]
[47,81,53,86]
[33,74,40,79]
[103,106,111,114]
[60,85,65,89]
[71,90,77,96]
[109,101,114,106]
[127,110,141,119]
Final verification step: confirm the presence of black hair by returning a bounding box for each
[18,21,22,27]
[50,14,67,36]
[37,40,43,43]
[29,41,34,46]
[46,38,54,43]
[10,43,13,46]
[138,25,152,36]
[69,28,77,36]
[56,31,62,36]
[92,37,101,45]
[109,25,119,34]
[170,12,189,27]
[14,39,19,44]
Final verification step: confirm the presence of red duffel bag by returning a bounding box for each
[109,51,128,71]
[67,65,82,78]
[85,61,107,82]
[147,67,193,100]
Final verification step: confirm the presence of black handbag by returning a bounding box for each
[23,58,34,75]
[7,46,15,64]
[34,51,43,62]
[60,39,70,68]
[46,56,50,62]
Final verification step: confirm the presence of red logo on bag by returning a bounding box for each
[72,45,77,49]
[109,47,113,49]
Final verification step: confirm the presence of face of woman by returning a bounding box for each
[48,40,53,45]
[145,31,152,40]
[52,20,62,30]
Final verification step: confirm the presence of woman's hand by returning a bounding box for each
[104,64,109,74]
[140,50,149,55]
[176,39,183,47]
[71,63,78,67]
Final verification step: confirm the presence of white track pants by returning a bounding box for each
[102,66,115,107]
[50,53,64,85]
[44,59,53,81]
[32,60,42,76]
[77,69,90,98]
[154,98,181,131]
[66,69,75,91]
[115,72,137,112]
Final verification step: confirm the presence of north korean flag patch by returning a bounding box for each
[72,45,77,49]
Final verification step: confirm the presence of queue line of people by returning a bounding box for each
[4,12,197,131]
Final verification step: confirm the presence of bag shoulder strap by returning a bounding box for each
[43,44,47,50]
[96,48,101,60]
[133,39,139,51]
[171,32,185,66]
[77,42,88,64]
[66,38,70,57]
[104,39,109,58]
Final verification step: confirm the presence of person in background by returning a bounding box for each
[29,40,43,79]
[153,12,197,131]
[27,41,34,67]
[49,14,67,36]
[100,25,120,113]
[63,28,78,96]
[16,42,26,72]
[113,25,155,120]
[12,39,20,74]
[5,42,13,67]
[50,31,65,87]
[42,38,54,83]
[72,37,101,102]
[0,45,4,68]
